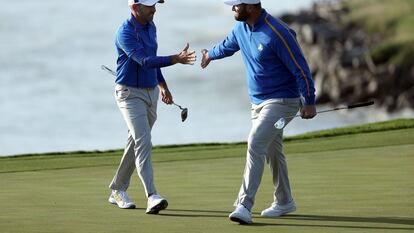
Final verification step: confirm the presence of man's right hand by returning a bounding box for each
[300,105,317,119]
[200,49,211,69]
[172,43,196,65]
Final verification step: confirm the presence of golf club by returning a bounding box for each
[172,102,188,122]
[274,101,375,129]
[101,65,117,76]
[101,65,188,122]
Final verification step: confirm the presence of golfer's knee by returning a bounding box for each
[247,140,267,160]
[133,133,152,151]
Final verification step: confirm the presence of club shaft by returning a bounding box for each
[289,101,374,119]
[291,108,344,118]
[101,65,117,76]
[347,101,375,109]
[173,102,184,110]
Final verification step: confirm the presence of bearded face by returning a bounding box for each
[233,4,250,22]
[135,4,156,23]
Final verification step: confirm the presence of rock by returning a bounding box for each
[276,1,413,111]
[301,24,315,44]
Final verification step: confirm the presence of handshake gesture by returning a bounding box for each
[171,44,211,69]
[171,43,197,65]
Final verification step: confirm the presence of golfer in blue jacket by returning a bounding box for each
[201,0,316,224]
[108,0,196,214]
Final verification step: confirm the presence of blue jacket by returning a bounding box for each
[115,15,172,88]
[208,9,315,105]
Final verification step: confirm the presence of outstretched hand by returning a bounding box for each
[172,43,196,65]
[200,49,211,69]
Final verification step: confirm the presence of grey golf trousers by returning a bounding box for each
[234,98,301,211]
[109,84,159,197]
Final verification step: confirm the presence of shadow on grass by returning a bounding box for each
[158,208,229,218]
[249,222,414,231]
[281,214,414,226]
[159,209,414,231]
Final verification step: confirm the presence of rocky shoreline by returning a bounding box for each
[280,1,414,111]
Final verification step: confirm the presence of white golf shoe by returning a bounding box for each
[229,204,252,224]
[108,190,136,209]
[146,194,168,214]
[261,200,296,217]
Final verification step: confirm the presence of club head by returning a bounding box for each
[274,118,286,129]
[181,108,188,122]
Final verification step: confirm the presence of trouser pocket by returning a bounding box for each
[115,84,130,101]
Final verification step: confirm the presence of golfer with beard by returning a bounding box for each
[201,0,316,224]
[108,0,196,214]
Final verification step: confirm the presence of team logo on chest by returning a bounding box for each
[257,43,264,52]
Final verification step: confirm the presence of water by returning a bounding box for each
[0,0,412,156]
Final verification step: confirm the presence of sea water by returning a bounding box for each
[0,0,412,156]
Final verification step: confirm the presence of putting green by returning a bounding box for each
[0,121,413,233]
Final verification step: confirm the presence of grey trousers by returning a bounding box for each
[109,84,159,197]
[234,98,300,211]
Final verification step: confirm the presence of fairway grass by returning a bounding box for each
[0,122,413,232]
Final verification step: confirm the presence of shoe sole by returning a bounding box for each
[261,206,296,217]
[281,206,296,216]
[120,204,136,209]
[108,198,136,209]
[146,199,168,214]
[229,216,252,225]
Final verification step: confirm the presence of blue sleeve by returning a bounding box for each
[156,68,165,83]
[116,29,172,68]
[208,28,240,60]
[272,27,315,105]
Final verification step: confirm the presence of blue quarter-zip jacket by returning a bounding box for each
[115,15,172,88]
[208,9,316,105]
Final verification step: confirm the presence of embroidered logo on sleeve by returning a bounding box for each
[258,43,264,52]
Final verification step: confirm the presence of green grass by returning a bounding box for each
[285,118,414,141]
[0,119,413,233]
[342,0,414,66]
